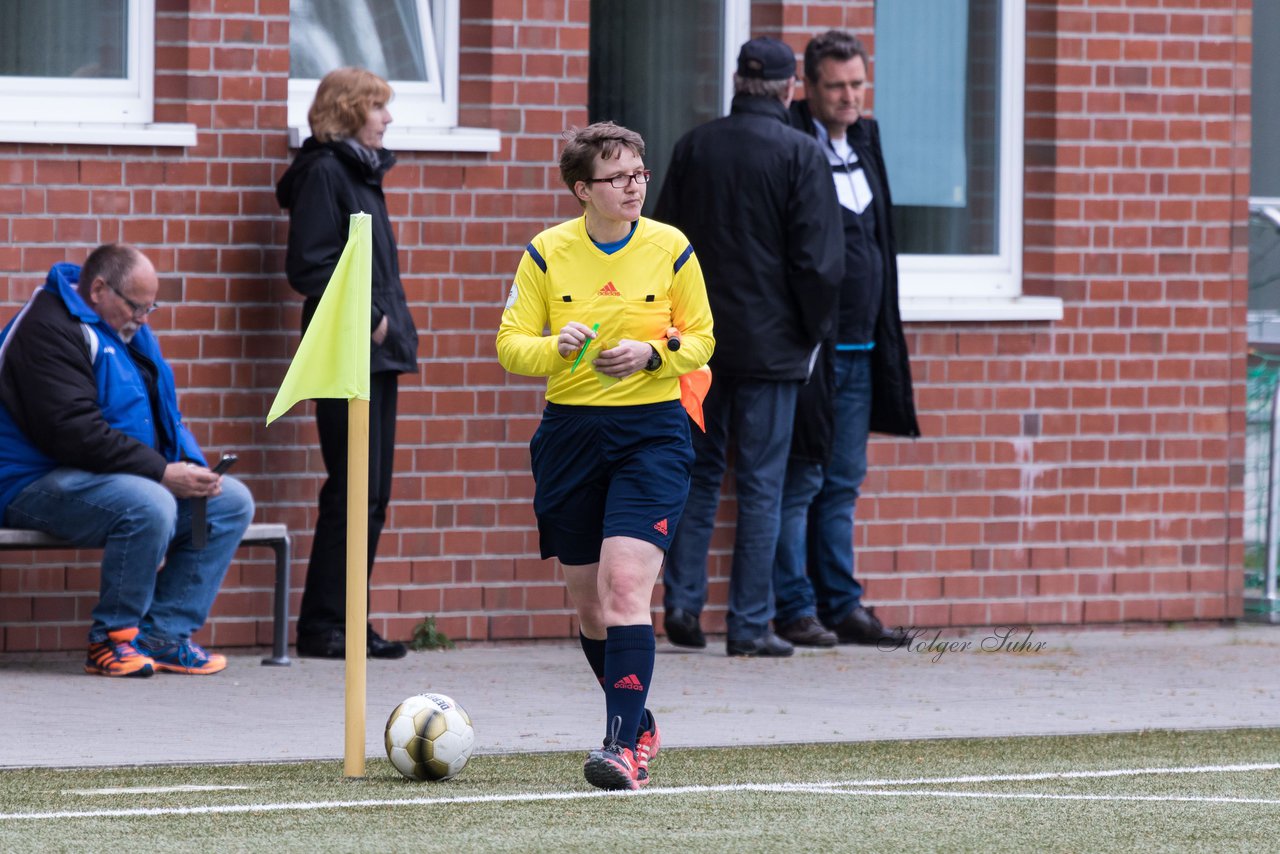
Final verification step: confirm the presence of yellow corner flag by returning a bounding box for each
[267,212,372,424]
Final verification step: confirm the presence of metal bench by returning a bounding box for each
[0,522,292,665]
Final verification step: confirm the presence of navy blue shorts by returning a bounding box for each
[529,400,694,565]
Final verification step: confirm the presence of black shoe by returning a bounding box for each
[297,626,408,659]
[831,606,907,645]
[663,608,706,648]
[296,627,344,659]
[368,626,407,660]
[726,630,794,658]
[776,615,837,648]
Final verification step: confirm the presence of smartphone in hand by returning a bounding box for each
[211,453,238,475]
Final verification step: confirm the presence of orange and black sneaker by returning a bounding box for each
[635,709,661,785]
[584,716,642,791]
[584,742,641,791]
[85,627,155,678]
[137,637,227,675]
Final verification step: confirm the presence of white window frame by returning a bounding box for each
[0,0,196,146]
[286,0,498,152]
[894,0,1060,321]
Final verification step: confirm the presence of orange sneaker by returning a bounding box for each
[635,709,661,785]
[584,743,641,791]
[85,628,155,678]
[138,637,227,675]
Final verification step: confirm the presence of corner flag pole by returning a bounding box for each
[344,396,370,778]
[265,212,373,779]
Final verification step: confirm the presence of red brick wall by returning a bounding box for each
[0,0,1253,652]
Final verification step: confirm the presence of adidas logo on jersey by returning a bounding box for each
[597,282,621,296]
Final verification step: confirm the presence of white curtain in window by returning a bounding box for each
[874,0,968,208]
[289,0,434,84]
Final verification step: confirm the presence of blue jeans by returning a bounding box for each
[773,350,871,627]
[663,376,799,641]
[6,468,254,644]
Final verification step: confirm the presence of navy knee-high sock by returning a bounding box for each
[603,624,655,750]
[579,632,606,687]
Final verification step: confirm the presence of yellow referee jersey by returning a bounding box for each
[496,216,714,406]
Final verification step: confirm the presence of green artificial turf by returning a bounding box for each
[1,727,1278,852]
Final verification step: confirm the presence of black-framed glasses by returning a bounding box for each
[584,170,652,189]
[106,280,161,319]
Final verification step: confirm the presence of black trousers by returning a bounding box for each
[297,371,399,636]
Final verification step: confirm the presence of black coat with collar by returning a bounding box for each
[654,94,844,381]
[276,137,419,375]
[788,99,920,461]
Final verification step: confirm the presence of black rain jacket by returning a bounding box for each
[276,138,419,375]
[654,94,844,381]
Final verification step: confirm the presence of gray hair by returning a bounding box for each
[733,74,792,101]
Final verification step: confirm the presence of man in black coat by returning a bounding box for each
[773,30,920,649]
[654,37,844,657]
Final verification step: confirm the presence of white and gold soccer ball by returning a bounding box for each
[384,693,476,781]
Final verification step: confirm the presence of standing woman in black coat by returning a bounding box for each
[275,67,420,659]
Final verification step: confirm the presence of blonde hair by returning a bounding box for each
[307,67,393,142]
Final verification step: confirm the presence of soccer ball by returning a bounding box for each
[384,693,476,781]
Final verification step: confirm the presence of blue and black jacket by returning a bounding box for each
[0,263,204,517]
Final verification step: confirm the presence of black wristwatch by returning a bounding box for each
[644,346,662,372]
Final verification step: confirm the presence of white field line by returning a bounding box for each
[5,761,1280,822]
[64,785,255,796]
[805,788,1280,806]
[800,761,1280,789]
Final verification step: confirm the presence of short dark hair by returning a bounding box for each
[804,30,869,83]
[78,243,142,300]
[559,122,646,204]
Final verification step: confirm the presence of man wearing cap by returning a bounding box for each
[654,37,843,657]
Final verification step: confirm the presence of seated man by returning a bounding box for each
[0,244,253,677]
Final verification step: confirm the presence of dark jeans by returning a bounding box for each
[297,371,399,637]
[773,350,872,627]
[663,375,800,641]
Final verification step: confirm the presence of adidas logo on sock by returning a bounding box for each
[614,674,644,691]
[653,518,668,535]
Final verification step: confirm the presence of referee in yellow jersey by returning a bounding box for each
[496,122,714,791]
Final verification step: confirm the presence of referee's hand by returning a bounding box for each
[594,339,651,379]
[557,321,596,359]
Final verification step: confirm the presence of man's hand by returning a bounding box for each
[372,315,389,345]
[557,321,596,359]
[594,339,653,378]
[162,462,223,498]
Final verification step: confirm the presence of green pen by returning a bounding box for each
[570,323,599,373]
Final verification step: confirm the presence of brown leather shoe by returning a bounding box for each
[831,606,907,645]
[776,615,837,648]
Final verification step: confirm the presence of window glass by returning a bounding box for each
[0,0,155,127]
[1249,0,1280,315]
[875,0,1002,256]
[287,0,454,132]
[588,0,731,216]
[289,0,435,85]
[0,0,128,79]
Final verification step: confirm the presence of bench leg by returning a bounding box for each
[261,536,292,666]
